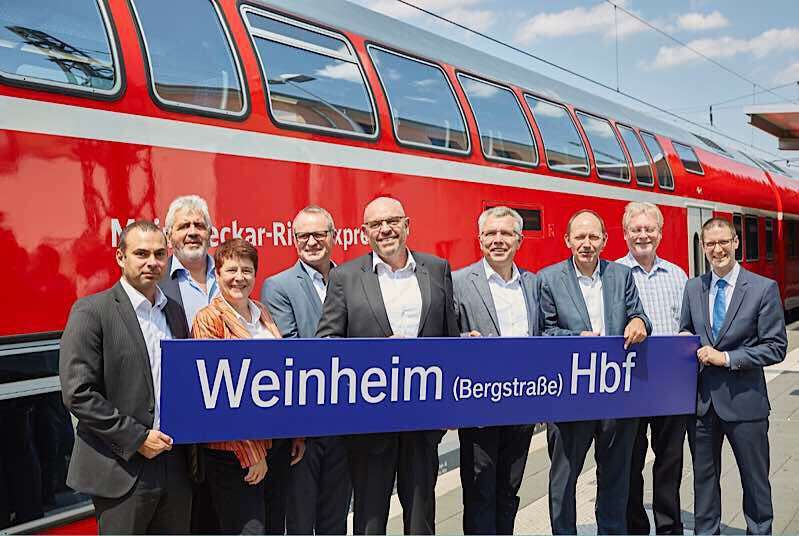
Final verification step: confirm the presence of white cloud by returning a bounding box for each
[775,62,799,84]
[676,11,729,31]
[361,0,496,33]
[646,27,799,70]
[462,78,500,98]
[315,63,363,83]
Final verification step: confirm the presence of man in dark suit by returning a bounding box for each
[60,220,192,534]
[262,205,351,535]
[316,196,459,535]
[538,209,651,535]
[680,217,786,535]
[453,206,540,535]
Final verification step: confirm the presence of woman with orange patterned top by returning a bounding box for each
[192,238,297,534]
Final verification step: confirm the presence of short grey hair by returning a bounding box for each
[622,201,663,231]
[478,206,523,235]
[165,195,212,237]
[293,205,335,232]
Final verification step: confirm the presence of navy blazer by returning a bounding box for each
[679,266,786,421]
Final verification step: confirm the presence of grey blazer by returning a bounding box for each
[59,282,190,498]
[679,267,786,421]
[261,260,324,338]
[538,258,652,337]
[453,260,541,337]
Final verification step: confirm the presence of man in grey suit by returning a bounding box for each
[262,205,351,535]
[59,221,192,534]
[680,217,786,535]
[539,209,651,535]
[453,206,540,535]
[316,196,459,535]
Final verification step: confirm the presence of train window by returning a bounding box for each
[732,214,743,261]
[787,220,799,258]
[525,96,589,175]
[486,205,542,232]
[0,0,121,96]
[457,74,537,166]
[765,218,775,261]
[673,142,704,175]
[131,0,246,116]
[243,8,377,138]
[575,112,630,182]
[639,132,674,190]
[369,45,469,153]
[744,216,759,261]
[617,125,654,186]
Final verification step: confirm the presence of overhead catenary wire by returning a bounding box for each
[667,81,799,114]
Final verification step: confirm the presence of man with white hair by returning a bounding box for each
[616,201,688,535]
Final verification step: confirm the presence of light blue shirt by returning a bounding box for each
[170,254,219,327]
[616,253,687,335]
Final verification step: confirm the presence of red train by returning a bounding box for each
[1,0,796,532]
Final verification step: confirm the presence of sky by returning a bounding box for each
[350,0,799,166]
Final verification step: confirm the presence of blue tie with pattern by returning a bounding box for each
[712,279,728,341]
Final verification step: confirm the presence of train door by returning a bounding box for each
[687,206,713,277]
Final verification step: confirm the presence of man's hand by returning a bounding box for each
[579,331,600,337]
[697,345,727,367]
[467,330,481,337]
[290,438,306,466]
[623,317,647,349]
[244,457,267,485]
[137,430,173,459]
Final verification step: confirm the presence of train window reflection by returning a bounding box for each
[639,132,674,190]
[458,74,536,166]
[745,216,759,261]
[243,7,377,138]
[369,45,469,154]
[576,112,630,182]
[673,141,704,175]
[617,125,654,186]
[0,0,120,95]
[131,0,246,116]
[525,96,589,176]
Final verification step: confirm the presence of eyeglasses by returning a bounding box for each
[363,217,406,231]
[703,238,734,249]
[294,230,331,243]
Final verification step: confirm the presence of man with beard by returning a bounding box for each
[316,196,459,535]
[453,206,540,535]
[538,209,650,535]
[616,202,688,535]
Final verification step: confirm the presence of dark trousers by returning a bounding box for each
[287,436,352,535]
[347,431,442,535]
[627,414,688,535]
[92,448,192,535]
[205,449,265,535]
[687,406,772,535]
[263,438,291,534]
[547,418,638,535]
[459,425,534,535]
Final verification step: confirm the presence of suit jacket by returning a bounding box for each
[159,255,184,310]
[538,258,652,337]
[453,260,541,337]
[261,260,324,338]
[59,282,190,498]
[679,266,786,421]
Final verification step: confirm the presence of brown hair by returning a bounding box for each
[701,217,737,242]
[214,238,259,274]
[118,220,165,252]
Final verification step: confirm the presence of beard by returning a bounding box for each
[175,244,208,263]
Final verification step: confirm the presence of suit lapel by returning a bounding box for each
[561,260,592,331]
[470,265,500,335]
[416,257,432,336]
[700,273,713,342]
[715,268,749,343]
[521,271,538,336]
[295,261,323,316]
[164,301,188,339]
[112,283,155,401]
[360,254,393,337]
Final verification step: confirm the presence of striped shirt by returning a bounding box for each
[616,253,687,335]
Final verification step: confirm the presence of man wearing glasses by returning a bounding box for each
[316,196,459,535]
[680,217,786,535]
[261,206,348,535]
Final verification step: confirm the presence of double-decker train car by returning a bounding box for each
[1,0,797,532]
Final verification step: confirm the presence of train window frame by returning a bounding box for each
[765,218,775,261]
[523,94,590,178]
[744,215,759,262]
[574,110,632,184]
[639,131,675,190]
[616,124,655,187]
[0,0,124,100]
[129,0,250,120]
[732,213,743,262]
[672,141,705,175]
[456,72,538,167]
[366,43,471,156]
[241,5,379,140]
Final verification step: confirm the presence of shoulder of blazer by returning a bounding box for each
[411,250,448,272]
[334,253,372,275]
[453,260,481,281]
[538,259,569,280]
[266,262,302,288]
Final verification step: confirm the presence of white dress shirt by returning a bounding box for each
[120,277,172,431]
[573,258,605,335]
[373,251,423,338]
[483,259,529,337]
[300,260,331,303]
[224,298,276,339]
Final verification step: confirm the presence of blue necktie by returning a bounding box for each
[712,279,728,341]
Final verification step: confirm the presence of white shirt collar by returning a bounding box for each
[482,258,520,285]
[572,257,600,281]
[711,261,740,289]
[170,253,214,278]
[223,298,261,326]
[373,250,416,273]
[121,277,167,311]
